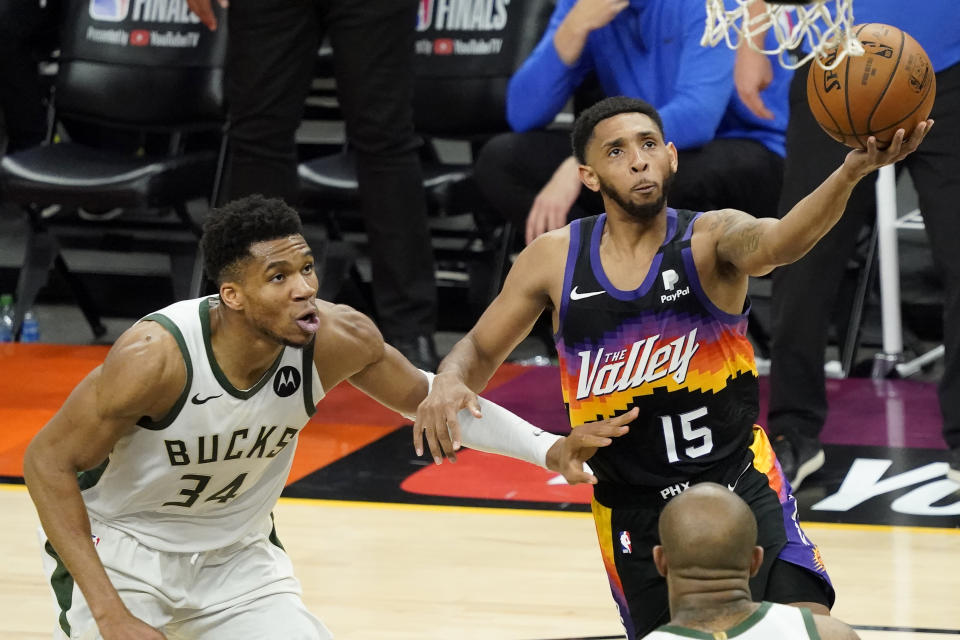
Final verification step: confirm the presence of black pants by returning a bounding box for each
[593,457,833,638]
[472,129,784,229]
[0,0,61,153]
[221,0,436,340]
[768,61,960,450]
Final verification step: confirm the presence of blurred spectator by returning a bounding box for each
[187,0,439,369]
[473,0,791,246]
[756,1,960,487]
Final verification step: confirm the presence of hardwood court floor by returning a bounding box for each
[1,343,958,638]
[2,486,958,640]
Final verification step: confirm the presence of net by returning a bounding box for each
[701,0,863,70]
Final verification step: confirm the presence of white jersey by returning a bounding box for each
[81,296,324,552]
[643,602,821,640]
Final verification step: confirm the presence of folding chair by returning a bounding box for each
[0,1,228,339]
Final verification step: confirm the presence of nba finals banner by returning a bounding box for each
[63,0,225,66]
[414,0,548,77]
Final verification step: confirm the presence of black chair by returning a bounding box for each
[0,2,227,339]
[297,0,553,315]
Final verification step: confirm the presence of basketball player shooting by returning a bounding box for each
[414,96,931,637]
[22,195,631,640]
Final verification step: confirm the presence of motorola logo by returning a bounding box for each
[273,366,301,397]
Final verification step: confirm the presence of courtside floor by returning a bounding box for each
[1,343,957,639]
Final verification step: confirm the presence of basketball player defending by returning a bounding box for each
[22,195,631,640]
[644,483,859,639]
[414,96,931,637]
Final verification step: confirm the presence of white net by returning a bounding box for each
[701,0,863,70]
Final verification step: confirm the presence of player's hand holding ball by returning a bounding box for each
[807,23,936,151]
[806,24,936,177]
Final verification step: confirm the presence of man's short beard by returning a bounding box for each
[599,170,675,221]
[253,316,312,348]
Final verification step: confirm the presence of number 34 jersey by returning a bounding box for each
[555,210,759,487]
[80,296,323,552]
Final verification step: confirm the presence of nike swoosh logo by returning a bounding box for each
[727,462,752,491]
[191,393,223,405]
[570,286,606,301]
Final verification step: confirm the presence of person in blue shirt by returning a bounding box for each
[472,0,791,245]
[738,1,960,488]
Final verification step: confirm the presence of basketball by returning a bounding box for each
[806,23,936,149]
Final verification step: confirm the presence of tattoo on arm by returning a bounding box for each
[720,212,763,260]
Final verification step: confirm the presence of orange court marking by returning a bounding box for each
[0,343,533,482]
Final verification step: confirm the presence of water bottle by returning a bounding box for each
[0,294,14,343]
[20,309,40,343]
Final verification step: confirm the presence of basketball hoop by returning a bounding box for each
[702,0,864,70]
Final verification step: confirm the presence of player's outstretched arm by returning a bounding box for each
[415,232,564,461]
[312,301,431,418]
[545,408,635,484]
[329,280,628,476]
[711,120,933,277]
[23,322,182,639]
[414,373,632,482]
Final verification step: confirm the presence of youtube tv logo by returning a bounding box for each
[130,29,150,46]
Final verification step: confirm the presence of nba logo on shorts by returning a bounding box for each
[89,0,130,22]
[619,530,632,554]
[416,0,434,31]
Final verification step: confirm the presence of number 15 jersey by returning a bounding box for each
[555,210,759,487]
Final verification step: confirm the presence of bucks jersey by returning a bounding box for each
[555,210,759,487]
[80,296,323,552]
[644,602,822,639]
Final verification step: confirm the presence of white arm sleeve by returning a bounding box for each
[461,395,562,469]
[412,370,562,469]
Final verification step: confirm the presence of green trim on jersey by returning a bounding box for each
[653,625,713,639]
[200,297,284,399]
[725,602,772,636]
[657,602,772,639]
[136,314,194,430]
[302,337,317,417]
[44,541,74,636]
[269,512,285,550]
[801,607,821,640]
[77,458,110,491]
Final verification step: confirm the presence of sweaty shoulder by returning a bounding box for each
[814,613,861,640]
[690,208,737,241]
[512,225,571,299]
[100,319,187,420]
[312,300,384,378]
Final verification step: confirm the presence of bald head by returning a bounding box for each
[657,483,758,573]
